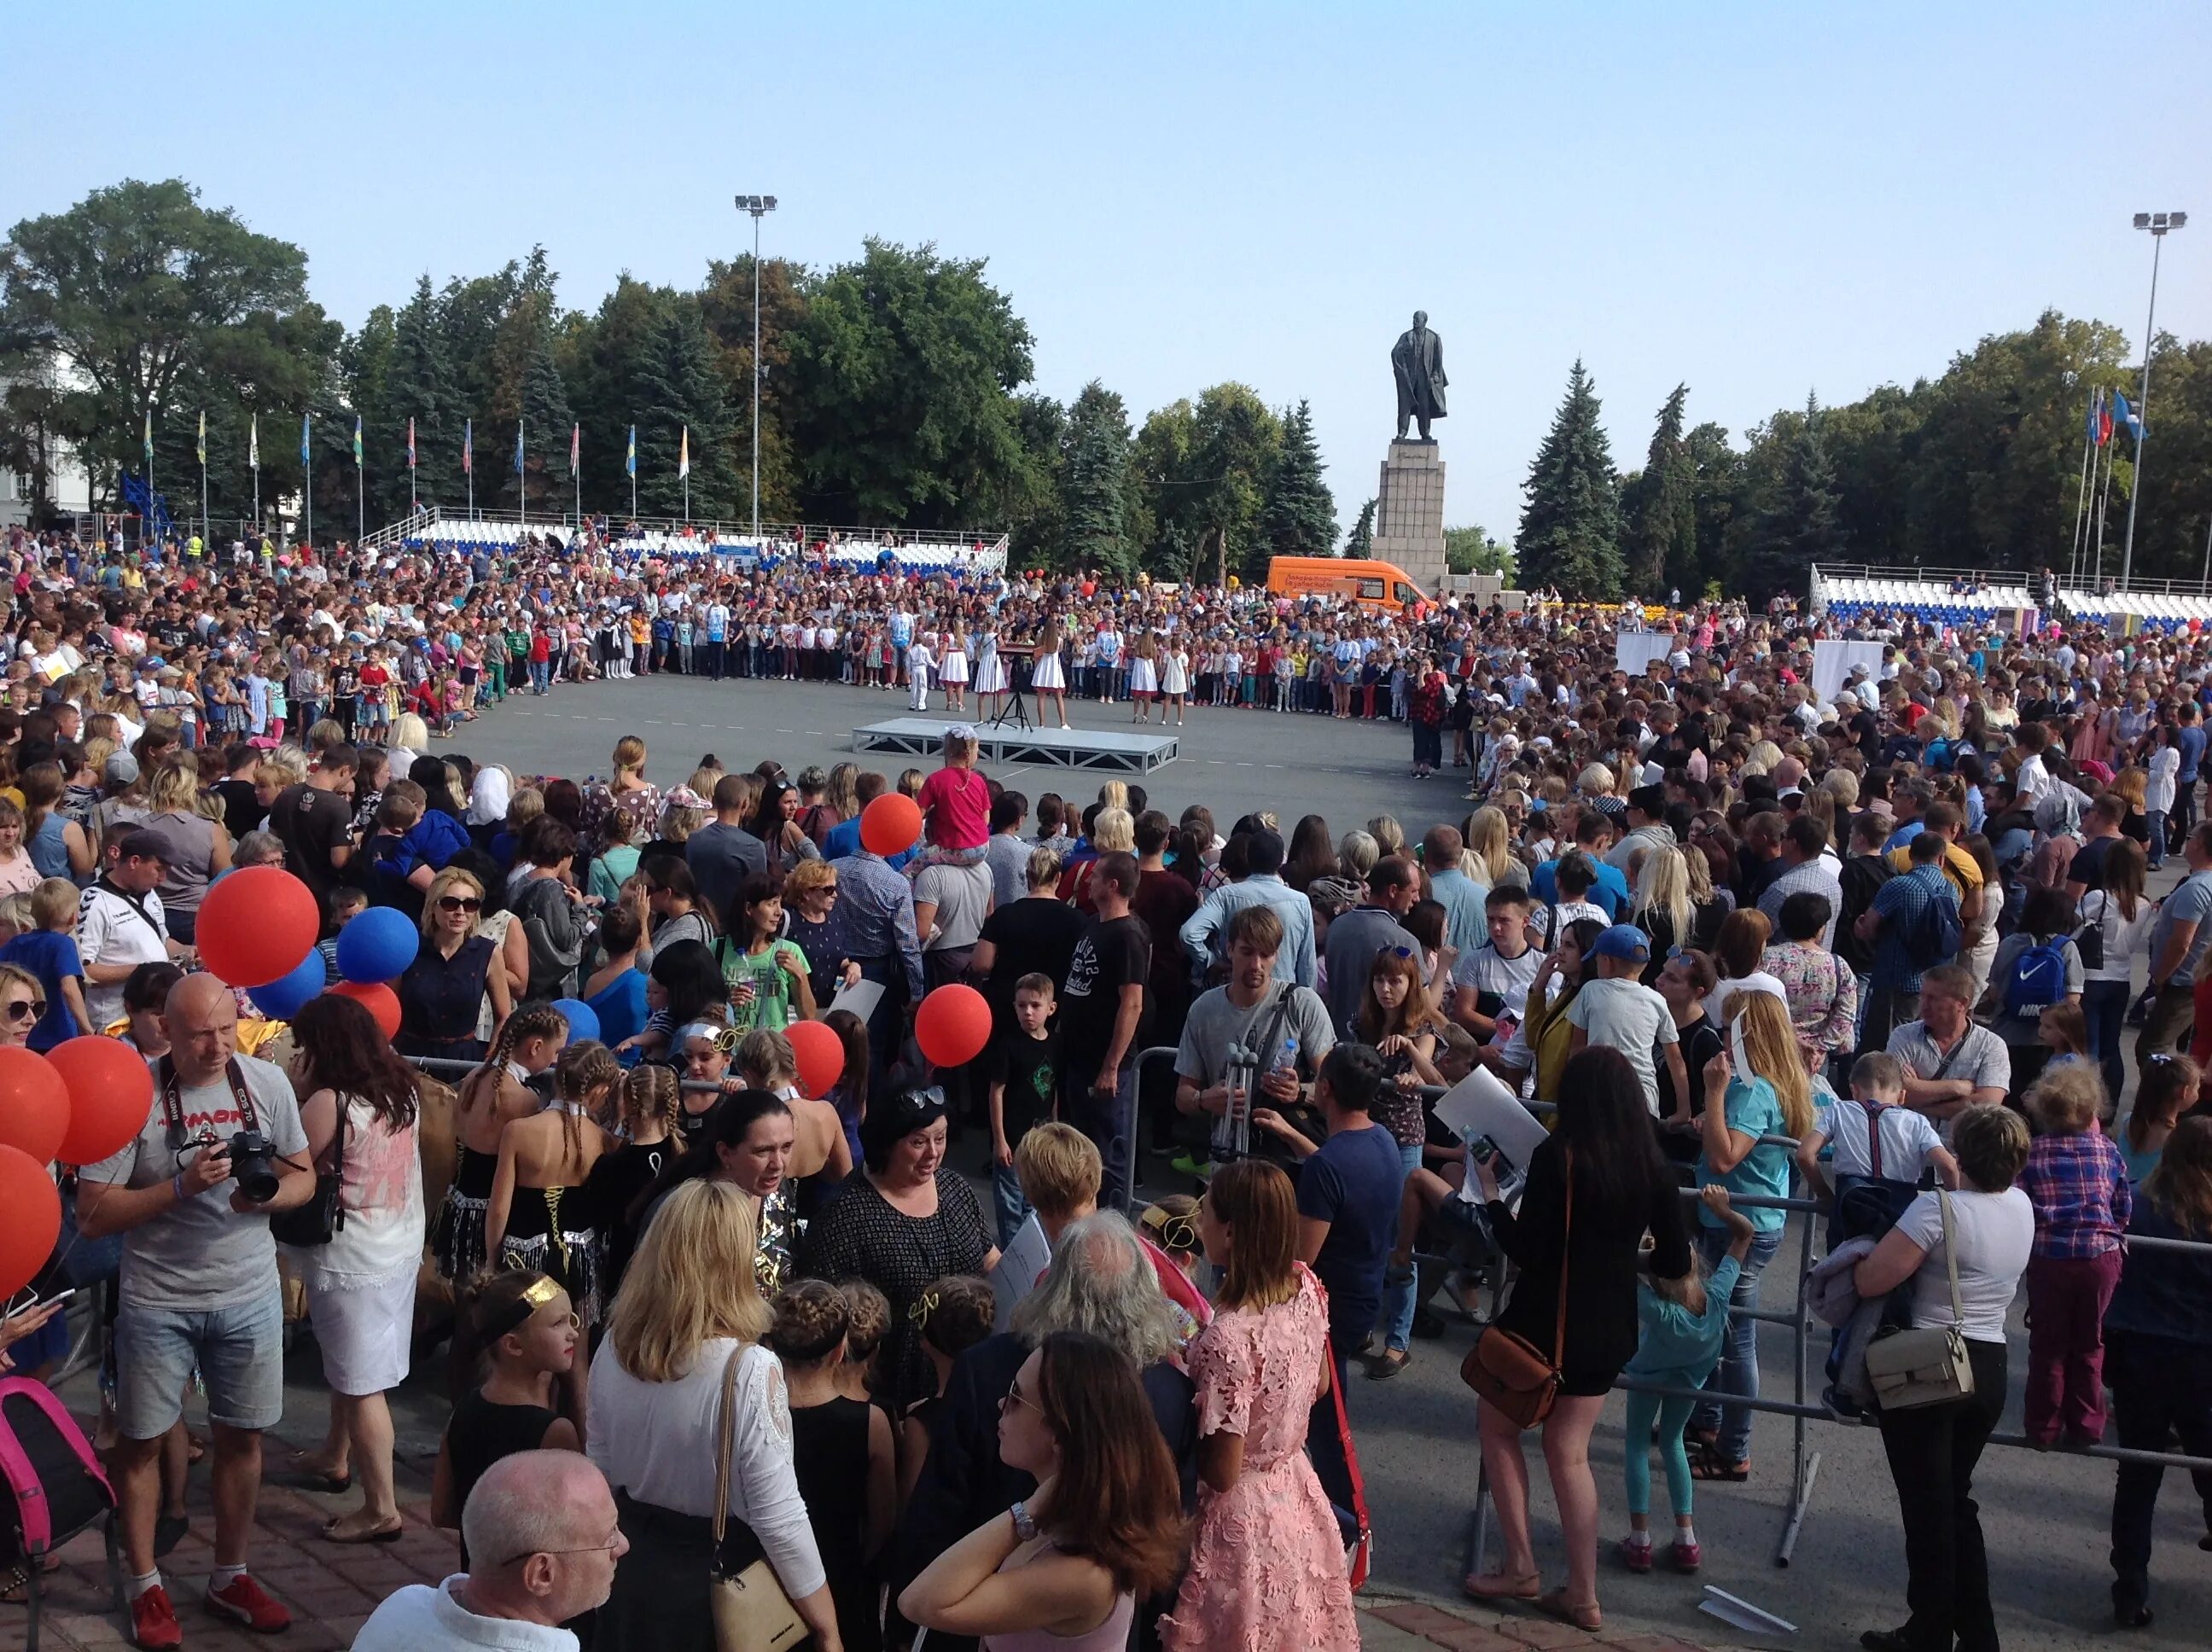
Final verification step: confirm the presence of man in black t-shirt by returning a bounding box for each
[268,746,358,901]
[1058,851,1149,1212]
[974,846,1087,1037]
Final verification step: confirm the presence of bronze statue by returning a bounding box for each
[1391,311,1447,441]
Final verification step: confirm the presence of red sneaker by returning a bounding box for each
[204,1573,291,1633]
[130,1583,184,1651]
[1671,1539,1703,1574]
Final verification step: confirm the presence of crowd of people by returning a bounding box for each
[3,516,2212,1652]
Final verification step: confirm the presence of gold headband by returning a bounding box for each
[519,1276,562,1311]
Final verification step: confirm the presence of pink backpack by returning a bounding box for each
[0,1377,116,1644]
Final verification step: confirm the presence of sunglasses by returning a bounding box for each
[3,998,44,1021]
[998,1381,1044,1417]
[1375,944,1416,961]
[437,895,483,913]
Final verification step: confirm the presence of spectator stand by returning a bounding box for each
[1811,562,2212,634]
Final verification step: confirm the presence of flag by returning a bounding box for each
[626,425,636,477]
[678,424,690,479]
[352,414,363,468]
[570,422,579,474]
[143,409,153,466]
[300,415,311,465]
[2114,389,2142,443]
[248,414,259,470]
[2087,387,2103,447]
[2098,392,2113,447]
[514,423,526,475]
[407,416,416,470]
[196,410,206,467]
[463,419,473,474]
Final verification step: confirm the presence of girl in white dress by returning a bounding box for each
[1128,633,1159,723]
[1161,641,1190,725]
[1029,620,1069,728]
[973,629,1007,721]
[939,625,970,713]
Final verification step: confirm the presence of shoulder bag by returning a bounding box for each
[708,1349,806,1652]
[270,1100,347,1249]
[1862,1190,1976,1411]
[1458,1148,1572,1428]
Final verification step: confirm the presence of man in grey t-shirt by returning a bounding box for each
[78,974,314,1639]
[1175,905,1336,1132]
[914,857,993,989]
[2140,823,2212,1065]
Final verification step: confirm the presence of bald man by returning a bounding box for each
[352,1452,626,1652]
[79,971,316,1649]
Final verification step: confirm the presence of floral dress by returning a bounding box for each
[1161,1265,1358,1652]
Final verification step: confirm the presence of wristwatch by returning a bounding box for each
[1009,1499,1039,1542]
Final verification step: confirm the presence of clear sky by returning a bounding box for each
[9,2,2208,544]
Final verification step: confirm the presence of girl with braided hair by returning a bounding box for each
[583,1065,686,1303]
[486,1039,619,1331]
[434,1003,569,1286]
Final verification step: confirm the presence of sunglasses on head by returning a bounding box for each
[1375,944,1416,961]
[437,895,483,913]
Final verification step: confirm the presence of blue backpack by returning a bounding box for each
[1906,887,1964,968]
[2002,935,2070,1021]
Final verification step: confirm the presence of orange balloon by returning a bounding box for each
[786,1018,846,1098]
[49,1037,154,1166]
[330,981,403,1042]
[914,983,992,1070]
[859,794,923,858]
[198,866,321,987]
[0,1144,61,1299]
[0,1046,69,1166]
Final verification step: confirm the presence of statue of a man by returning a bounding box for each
[1391,311,1447,441]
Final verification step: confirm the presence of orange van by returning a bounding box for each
[1266,556,1430,612]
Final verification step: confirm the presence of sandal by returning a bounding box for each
[1464,1570,1541,1603]
[1690,1443,1749,1481]
[320,1515,405,1545]
[1535,1588,1603,1632]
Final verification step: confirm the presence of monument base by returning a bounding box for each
[1373,438,1447,592]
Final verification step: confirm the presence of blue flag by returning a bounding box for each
[300,415,311,464]
[626,425,637,478]
[2113,389,2143,442]
[2086,387,2101,446]
[514,424,526,474]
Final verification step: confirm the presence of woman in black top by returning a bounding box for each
[395,867,508,1062]
[1465,1046,1691,1631]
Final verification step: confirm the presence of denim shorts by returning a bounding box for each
[114,1287,285,1440]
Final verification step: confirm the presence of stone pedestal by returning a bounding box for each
[1372,439,1447,591]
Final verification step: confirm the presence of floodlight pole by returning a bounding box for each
[737,193,777,540]
[2120,211,2186,592]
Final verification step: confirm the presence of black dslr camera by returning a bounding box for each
[226,1130,282,1204]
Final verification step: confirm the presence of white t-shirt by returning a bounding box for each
[75,881,171,1030]
[1565,975,1679,1114]
[2078,888,2161,986]
[1891,1186,2033,1342]
[1813,1097,1944,1183]
[350,1577,578,1652]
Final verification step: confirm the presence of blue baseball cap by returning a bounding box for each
[1590,925,1650,963]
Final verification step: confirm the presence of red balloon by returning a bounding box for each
[197,867,320,988]
[330,981,403,1042]
[49,1037,154,1166]
[0,1144,60,1300]
[914,983,992,1070]
[786,1018,846,1098]
[0,1047,69,1166]
[859,793,923,858]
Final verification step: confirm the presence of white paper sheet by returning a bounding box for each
[829,978,886,1023]
[991,1212,1053,1331]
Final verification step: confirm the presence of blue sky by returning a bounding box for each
[9,3,2208,544]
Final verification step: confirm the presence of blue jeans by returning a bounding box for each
[1062,1062,1136,1214]
[2147,810,2168,868]
[529,660,550,692]
[1689,1224,1784,1465]
[2084,978,2132,1108]
[992,1158,1030,1249]
[1377,1139,1425,1352]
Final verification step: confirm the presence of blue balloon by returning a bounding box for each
[336,906,421,984]
[551,998,601,1044]
[248,949,329,1021]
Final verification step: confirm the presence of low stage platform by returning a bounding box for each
[851,718,1179,774]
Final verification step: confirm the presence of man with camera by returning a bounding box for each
[79,973,317,1650]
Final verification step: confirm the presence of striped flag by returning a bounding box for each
[300,415,311,465]
[353,414,364,468]
[463,419,473,474]
[143,408,153,466]
[514,423,526,475]
[570,422,580,475]
[248,414,259,470]
[407,416,416,470]
[626,425,637,477]
[678,425,690,480]
[196,410,207,467]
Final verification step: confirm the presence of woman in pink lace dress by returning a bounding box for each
[1161,1160,1358,1652]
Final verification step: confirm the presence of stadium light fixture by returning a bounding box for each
[2121,210,2188,590]
[736,195,779,538]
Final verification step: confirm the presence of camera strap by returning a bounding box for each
[158,1056,258,1151]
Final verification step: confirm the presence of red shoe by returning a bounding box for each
[1671,1540,1703,1573]
[205,1573,291,1633]
[1616,1539,1653,1573]
[130,1584,184,1650]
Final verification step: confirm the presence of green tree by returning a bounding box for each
[1516,359,1623,597]
[783,239,1033,528]
[700,255,808,524]
[1346,497,1376,557]
[1260,399,1337,555]
[1619,384,1697,594]
[509,317,575,516]
[633,300,737,520]
[1684,422,1742,597]
[1739,393,1846,600]
[0,177,338,520]
[1132,398,1203,579]
[1060,381,1136,579]
[377,275,460,516]
[1444,525,1515,579]
[1191,385,1283,584]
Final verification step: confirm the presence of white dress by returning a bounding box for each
[1128,653,1158,695]
[973,635,1008,694]
[1161,649,1190,696]
[939,642,970,685]
[1030,642,1066,692]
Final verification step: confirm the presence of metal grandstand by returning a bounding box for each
[1810,563,2212,631]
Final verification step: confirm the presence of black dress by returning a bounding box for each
[790,1396,881,1652]
[396,934,496,1062]
[1486,1134,1691,1395]
[579,1139,677,1305]
[445,1389,560,1568]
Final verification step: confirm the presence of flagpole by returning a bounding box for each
[303,420,312,550]
[2068,391,2095,584]
[2120,216,2180,592]
[251,415,259,534]
[518,424,527,533]
[2092,428,2115,582]
[573,427,581,530]
[200,418,209,554]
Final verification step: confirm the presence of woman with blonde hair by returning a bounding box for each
[141,758,233,945]
[0,963,44,1049]
[397,866,510,1061]
[1631,845,1695,974]
[1367,814,1406,858]
[1337,829,1379,884]
[1463,805,1520,888]
[1687,991,1810,1481]
[586,735,661,858]
[1064,806,1136,910]
[589,1180,842,1652]
[387,713,429,771]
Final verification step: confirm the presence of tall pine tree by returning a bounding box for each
[1346,497,1376,557]
[378,275,458,517]
[1620,383,1697,596]
[1516,360,1623,597]
[1740,392,1845,601]
[1260,399,1338,554]
[1060,381,1135,579]
[634,301,737,520]
[509,317,574,516]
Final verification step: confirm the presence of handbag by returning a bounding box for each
[1863,1189,1976,1411]
[1458,1148,1572,1429]
[1324,1336,1373,1590]
[270,1101,347,1249]
[708,1349,806,1652]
